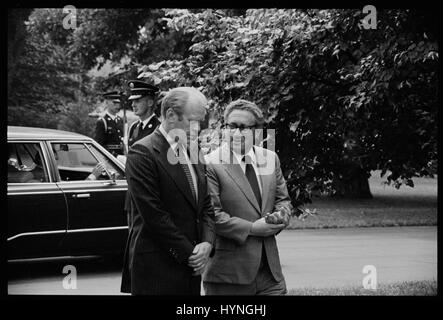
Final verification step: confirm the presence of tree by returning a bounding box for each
[66,8,193,94]
[8,8,437,210]
[8,9,181,131]
[8,9,33,93]
[8,9,85,129]
[136,9,438,209]
[57,93,97,137]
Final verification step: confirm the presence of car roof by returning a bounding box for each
[7,126,93,141]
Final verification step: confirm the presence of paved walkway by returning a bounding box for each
[8,226,437,294]
[278,226,437,289]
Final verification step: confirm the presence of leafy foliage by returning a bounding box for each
[8,8,437,211]
[8,9,83,128]
[56,92,97,137]
[137,9,438,208]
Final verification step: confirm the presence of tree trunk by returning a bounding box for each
[331,164,373,199]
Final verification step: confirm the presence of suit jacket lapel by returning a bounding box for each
[219,144,261,215]
[152,129,198,210]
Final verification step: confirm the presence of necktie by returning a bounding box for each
[176,146,197,203]
[243,155,262,209]
[134,121,143,140]
[130,121,142,140]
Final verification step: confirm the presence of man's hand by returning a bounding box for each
[91,162,107,179]
[188,242,212,275]
[265,210,290,226]
[250,217,285,237]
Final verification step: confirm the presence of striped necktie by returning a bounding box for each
[176,146,197,203]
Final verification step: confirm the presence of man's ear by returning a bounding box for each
[147,97,155,107]
[165,108,177,122]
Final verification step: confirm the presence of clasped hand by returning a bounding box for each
[250,217,286,237]
[188,242,212,275]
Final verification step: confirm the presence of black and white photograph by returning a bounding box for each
[6,6,438,302]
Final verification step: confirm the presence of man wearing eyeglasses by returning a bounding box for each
[203,99,292,295]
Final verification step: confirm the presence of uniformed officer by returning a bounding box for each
[127,80,161,147]
[95,91,124,157]
[124,80,161,223]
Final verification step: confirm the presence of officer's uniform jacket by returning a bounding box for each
[95,113,124,156]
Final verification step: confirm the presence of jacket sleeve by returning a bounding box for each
[125,144,194,264]
[272,153,293,216]
[200,167,216,248]
[272,153,293,237]
[205,163,253,245]
[94,119,106,146]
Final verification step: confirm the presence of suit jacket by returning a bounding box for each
[203,143,292,285]
[95,114,124,155]
[120,128,216,295]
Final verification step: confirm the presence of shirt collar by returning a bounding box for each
[140,114,156,129]
[106,111,117,120]
[232,146,256,165]
[159,124,179,152]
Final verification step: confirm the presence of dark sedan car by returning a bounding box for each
[7,126,128,261]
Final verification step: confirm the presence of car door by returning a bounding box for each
[7,141,68,260]
[49,141,128,256]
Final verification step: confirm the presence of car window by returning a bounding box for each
[8,143,50,183]
[88,144,125,180]
[51,143,124,181]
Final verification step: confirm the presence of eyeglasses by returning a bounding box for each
[224,123,256,133]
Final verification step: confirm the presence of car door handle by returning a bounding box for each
[102,181,116,186]
[73,193,90,199]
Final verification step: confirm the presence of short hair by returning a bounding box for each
[161,87,207,120]
[156,91,167,108]
[223,99,264,126]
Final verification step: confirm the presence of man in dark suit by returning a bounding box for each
[94,91,124,157]
[121,87,215,295]
[127,80,161,147]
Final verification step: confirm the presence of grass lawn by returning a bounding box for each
[287,171,437,229]
[288,280,437,296]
